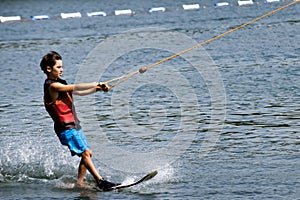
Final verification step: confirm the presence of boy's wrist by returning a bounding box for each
[96,82,102,91]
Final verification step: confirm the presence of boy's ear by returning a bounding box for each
[46,66,52,73]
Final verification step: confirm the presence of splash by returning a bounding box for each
[120,164,178,192]
[0,133,79,183]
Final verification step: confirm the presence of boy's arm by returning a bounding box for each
[73,87,98,96]
[50,82,108,96]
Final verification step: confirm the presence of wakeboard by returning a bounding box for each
[106,170,158,191]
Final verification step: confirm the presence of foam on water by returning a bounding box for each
[0,132,79,183]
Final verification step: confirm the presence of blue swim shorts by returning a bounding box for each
[58,129,90,156]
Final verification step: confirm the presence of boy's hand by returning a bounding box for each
[97,82,109,92]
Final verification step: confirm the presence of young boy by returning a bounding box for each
[40,51,117,190]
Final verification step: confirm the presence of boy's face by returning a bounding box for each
[47,60,63,79]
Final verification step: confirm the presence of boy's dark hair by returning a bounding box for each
[40,51,62,74]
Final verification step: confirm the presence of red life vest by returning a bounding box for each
[44,78,81,134]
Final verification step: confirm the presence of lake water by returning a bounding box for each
[0,0,299,199]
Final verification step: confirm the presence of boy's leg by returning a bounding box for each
[77,159,87,186]
[77,149,102,185]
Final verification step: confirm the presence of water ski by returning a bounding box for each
[102,170,158,191]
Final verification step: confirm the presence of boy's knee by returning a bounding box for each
[82,149,93,158]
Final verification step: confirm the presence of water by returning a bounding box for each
[0,0,299,199]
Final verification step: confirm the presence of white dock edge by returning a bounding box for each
[0,16,21,23]
[148,7,166,13]
[31,15,50,20]
[264,0,280,3]
[182,4,200,10]
[87,11,107,17]
[60,12,82,19]
[115,9,133,16]
[238,0,254,6]
[214,2,230,7]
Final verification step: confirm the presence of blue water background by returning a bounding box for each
[0,0,299,199]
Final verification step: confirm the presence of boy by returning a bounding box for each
[40,51,117,190]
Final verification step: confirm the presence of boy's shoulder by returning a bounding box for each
[45,78,67,85]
